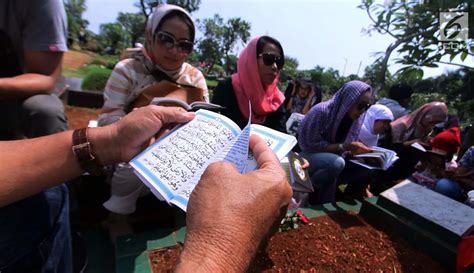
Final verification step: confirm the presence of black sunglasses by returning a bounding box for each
[259,53,284,69]
[356,102,372,111]
[155,31,194,54]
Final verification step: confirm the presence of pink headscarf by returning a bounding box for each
[391,101,448,142]
[231,36,285,124]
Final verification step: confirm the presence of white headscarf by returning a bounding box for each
[358,104,394,146]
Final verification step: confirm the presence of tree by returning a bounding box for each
[99,23,129,54]
[197,14,251,75]
[136,0,201,26]
[279,56,299,84]
[359,0,473,91]
[361,61,393,95]
[117,12,146,47]
[64,0,89,45]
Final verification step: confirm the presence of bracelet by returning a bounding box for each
[72,128,103,176]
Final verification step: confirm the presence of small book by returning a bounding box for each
[129,109,297,211]
[411,142,427,152]
[150,97,225,112]
[350,146,399,170]
[281,152,313,193]
[285,112,305,136]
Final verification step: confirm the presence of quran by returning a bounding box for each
[130,109,297,211]
[150,97,224,112]
[350,146,398,170]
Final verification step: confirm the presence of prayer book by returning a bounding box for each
[150,97,224,112]
[350,146,399,170]
[281,152,313,193]
[130,109,297,211]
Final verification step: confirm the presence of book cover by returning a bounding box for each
[351,146,399,170]
[282,152,313,193]
[130,109,297,211]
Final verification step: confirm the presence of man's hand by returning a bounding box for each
[176,135,292,272]
[89,105,195,164]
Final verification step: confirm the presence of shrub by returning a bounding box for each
[81,67,112,91]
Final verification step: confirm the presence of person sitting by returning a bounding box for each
[212,36,287,132]
[0,105,292,272]
[377,102,449,189]
[358,104,394,147]
[286,77,320,116]
[0,0,68,139]
[377,83,413,119]
[97,4,208,216]
[298,80,373,204]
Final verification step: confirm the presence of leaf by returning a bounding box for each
[461,51,468,62]
[424,63,438,68]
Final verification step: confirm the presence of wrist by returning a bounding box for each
[87,126,120,165]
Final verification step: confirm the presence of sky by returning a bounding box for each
[83,0,473,78]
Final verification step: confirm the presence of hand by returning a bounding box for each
[90,105,195,164]
[345,141,372,155]
[291,84,297,96]
[176,135,292,272]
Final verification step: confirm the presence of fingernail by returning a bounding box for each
[180,112,195,119]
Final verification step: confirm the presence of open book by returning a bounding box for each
[130,109,297,211]
[150,97,224,112]
[281,152,313,193]
[350,146,399,170]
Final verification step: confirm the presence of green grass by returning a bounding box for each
[63,64,112,79]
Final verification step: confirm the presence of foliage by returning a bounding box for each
[359,0,473,90]
[99,23,129,54]
[279,56,299,84]
[117,12,146,47]
[81,66,112,91]
[136,0,201,26]
[362,61,394,95]
[64,0,89,45]
[197,14,251,75]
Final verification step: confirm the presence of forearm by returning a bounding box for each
[0,73,57,99]
[302,97,313,114]
[321,143,344,154]
[0,127,117,207]
[286,98,294,111]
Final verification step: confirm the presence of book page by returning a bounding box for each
[130,110,241,211]
[222,122,251,173]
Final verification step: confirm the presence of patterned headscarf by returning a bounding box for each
[231,36,285,124]
[140,4,195,81]
[358,104,394,147]
[298,80,373,152]
[391,101,448,143]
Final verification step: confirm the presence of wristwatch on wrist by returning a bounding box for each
[72,128,103,176]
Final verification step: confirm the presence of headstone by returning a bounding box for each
[65,77,83,91]
[381,180,474,237]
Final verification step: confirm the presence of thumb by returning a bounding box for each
[149,105,195,125]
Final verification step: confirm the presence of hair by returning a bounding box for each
[388,84,413,102]
[156,10,195,42]
[256,36,284,67]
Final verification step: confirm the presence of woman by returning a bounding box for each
[358,104,394,147]
[376,102,449,191]
[211,36,286,132]
[286,78,319,116]
[298,80,373,204]
[98,4,207,215]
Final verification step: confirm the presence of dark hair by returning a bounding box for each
[157,10,195,42]
[388,84,413,102]
[256,36,284,67]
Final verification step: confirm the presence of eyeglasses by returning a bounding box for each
[258,53,284,69]
[155,31,194,54]
[356,102,372,111]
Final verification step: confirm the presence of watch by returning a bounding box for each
[72,128,103,176]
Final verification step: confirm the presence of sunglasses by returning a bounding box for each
[259,53,284,69]
[356,102,372,111]
[155,31,194,54]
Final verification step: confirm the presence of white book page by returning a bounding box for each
[130,110,241,210]
[243,124,297,173]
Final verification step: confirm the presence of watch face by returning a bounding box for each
[292,158,306,180]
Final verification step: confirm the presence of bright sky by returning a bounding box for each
[83,0,473,78]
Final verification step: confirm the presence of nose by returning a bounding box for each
[271,61,278,71]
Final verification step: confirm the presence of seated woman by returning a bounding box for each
[98,4,208,215]
[298,80,373,204]
[211,36,286,132]
[286,78,320,116]
[358,104,394,147]
[377,102,448,187]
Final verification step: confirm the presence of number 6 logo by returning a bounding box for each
[439,12,468,42]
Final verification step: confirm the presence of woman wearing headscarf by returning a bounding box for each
[211,36,287,132]
[358,104,394,147]
[98,4,207,215]
[298,80,374,204]
[375,102,449,191]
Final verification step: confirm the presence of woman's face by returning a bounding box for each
[297,84,311,98]
[373,120,391,134]
[421,115,445,131]
[258,42,282,86]
[347,91,372,120]
[152,16,192,71]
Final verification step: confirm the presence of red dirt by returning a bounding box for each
[65,105,100,130]
[63,50,93,69]
[148,213,448,273]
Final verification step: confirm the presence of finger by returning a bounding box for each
[148,105,195,124]
[249,135,281,171]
